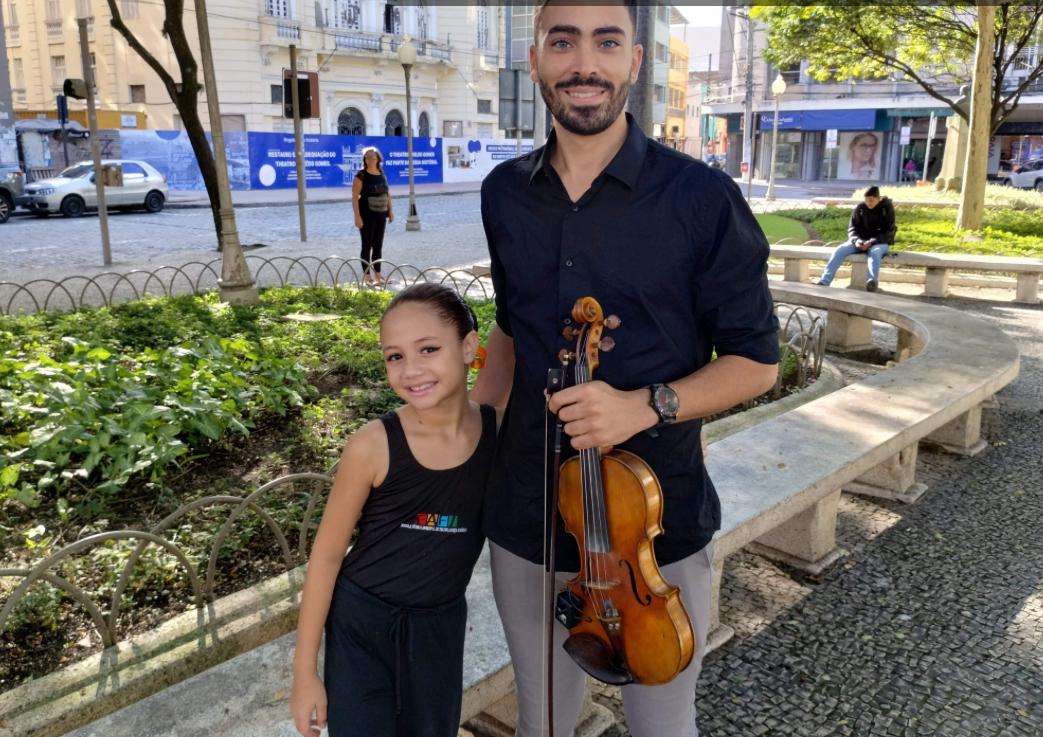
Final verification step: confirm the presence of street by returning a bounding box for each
[1,193,489,277]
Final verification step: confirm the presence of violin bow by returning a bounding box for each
[543,365,566,737]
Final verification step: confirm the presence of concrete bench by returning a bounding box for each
[771,244,1043,304]
[810,197,953,209]
[703,282,1019,646]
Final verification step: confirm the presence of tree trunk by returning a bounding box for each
[956,3,996,232]
[176,98,223,248]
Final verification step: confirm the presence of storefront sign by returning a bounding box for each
[900,126,911,146]
[442,138,534,183]
[926,114,938,142]
[826,129,838,149]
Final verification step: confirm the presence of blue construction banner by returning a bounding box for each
[248,133,443,189]
[119,130,251,191]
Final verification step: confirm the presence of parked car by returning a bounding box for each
[1000,159,1043,191]
[22,159,168,217]
[0,165,26,224]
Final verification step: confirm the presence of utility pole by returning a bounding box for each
[193,0,257,304]
[742,6,755,201]
[78,18,111,266]
[629,4,655,136]
[0,6,16,167]
[290,44,308,241]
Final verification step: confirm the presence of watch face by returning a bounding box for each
[655,385,680,415]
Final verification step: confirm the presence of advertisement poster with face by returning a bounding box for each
[837,131,881,180]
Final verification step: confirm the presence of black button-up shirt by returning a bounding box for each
[481,114,779,570]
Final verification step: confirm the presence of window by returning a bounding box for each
[383,3,401,34]
[12,58,24,88]
[76,0,92,18]
[265,0,291,19]
[130,84,146,103]
[443,120,463,137]
[418,111,429,138]
[655,43,668,64]
[477,99,492,115]
[416,0,428,40]
[122,162,146,176]
[7,1,18,27]
[476,0,489,49]
[654,84,665,104]
[121,0,139,19]
[270,84,283,105]
[328,0,360,30]
[338,107,366,135]
[384,109,405,137]
[51,55,66,83]
[46,0,60,21]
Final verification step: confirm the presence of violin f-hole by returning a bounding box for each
[619,559,653,607]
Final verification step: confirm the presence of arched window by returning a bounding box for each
[338,107,366,136]
[476,0,489,49]
[383,3,402,35]
[418,112,430,138]
[385,109,405,137]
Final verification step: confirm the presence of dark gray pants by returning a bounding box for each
[490,541,714,737]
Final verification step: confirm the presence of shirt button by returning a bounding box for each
[571,205,579,212]
[563,317,572,325]
[564,259,574,267]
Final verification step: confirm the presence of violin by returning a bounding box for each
[552,296,695,686]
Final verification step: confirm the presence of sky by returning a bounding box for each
[674,5,724,28]
[672,6,724,71]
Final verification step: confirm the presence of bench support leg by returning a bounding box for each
[844,444,928,503]
[706,551,734,654]
[924,404,987,457]
[924,267,951,298]
[784,258,810,283]
[896,329,925,362]
[749,489,847,575]
[825,310,875,353]
[1015,273,1040,304]
[847,261,868,290]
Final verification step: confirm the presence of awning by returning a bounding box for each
[885,108,955,118]
[758,108,877,131]
[996,121,1043,135]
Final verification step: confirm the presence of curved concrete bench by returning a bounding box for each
[704,283,1019,645]
[772,244,1043,304]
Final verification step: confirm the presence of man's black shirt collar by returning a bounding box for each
[528,112,647,191]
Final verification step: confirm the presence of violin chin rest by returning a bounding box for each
[563,633,634,686]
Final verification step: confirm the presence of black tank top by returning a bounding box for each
[339,405,495,608]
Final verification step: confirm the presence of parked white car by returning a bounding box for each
[999,159,1043,191]
[23,159,168,217]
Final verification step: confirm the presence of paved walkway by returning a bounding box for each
[165,180,483,209]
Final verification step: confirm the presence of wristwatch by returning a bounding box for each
[648,383,679,426]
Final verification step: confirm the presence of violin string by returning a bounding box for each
[584,334,611,618]
[576,343,607,622]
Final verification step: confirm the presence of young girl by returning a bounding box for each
[290,283,496,737]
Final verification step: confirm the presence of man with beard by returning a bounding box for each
[471,2,779,735]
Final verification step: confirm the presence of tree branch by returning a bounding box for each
[104,0,179,103]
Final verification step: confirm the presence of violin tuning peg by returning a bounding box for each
[598,337,615,352]
[558,349,574,365]
[605,315,621,330]
[562,326,580,340]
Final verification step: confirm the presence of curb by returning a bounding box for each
[166,186,482,210]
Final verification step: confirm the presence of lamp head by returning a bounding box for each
[771,73,787,97]
[398,35,418,66]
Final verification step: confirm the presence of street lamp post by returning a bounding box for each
[397,37,420,231]
[766,73,787,202]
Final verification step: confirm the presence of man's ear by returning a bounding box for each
[630,43,644,84]
[529,44,538,83]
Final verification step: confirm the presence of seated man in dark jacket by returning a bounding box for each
[817,185,897,292]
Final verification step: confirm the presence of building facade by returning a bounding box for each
[2,0,504,138]
[664,34,687,148]
[705,5,1043,182]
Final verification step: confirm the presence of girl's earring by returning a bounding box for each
[469,345,488,370]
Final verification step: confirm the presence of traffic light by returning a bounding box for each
[63,78,88,100]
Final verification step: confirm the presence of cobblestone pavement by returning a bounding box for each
[590,297,1043,736]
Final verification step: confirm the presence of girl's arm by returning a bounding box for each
[386,178,394,223]
[352,176,364,229]
[290,420,388,735]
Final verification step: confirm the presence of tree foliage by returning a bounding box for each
[752,2,1043,133]
[104,0,224,247]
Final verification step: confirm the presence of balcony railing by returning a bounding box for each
[421,40,451,61]
[276,19,300,40]
[46,19,63,38]
[334,30,381,51]
[483,52,499,67]
[7,25,19,44]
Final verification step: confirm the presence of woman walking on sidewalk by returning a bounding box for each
[353,147,394,286]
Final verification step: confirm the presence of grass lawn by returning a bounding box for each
[755,213,810,244]
[772,206,1043,257]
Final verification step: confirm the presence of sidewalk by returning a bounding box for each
[166,181,483,209]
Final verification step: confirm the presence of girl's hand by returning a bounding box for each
[354,214,364,229]
[290,672,328,737]
[388,210,395,224]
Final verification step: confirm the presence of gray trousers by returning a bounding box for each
[490,541,714,737]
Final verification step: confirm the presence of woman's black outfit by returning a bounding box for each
[323,406,495,737]
[356,168,390,275]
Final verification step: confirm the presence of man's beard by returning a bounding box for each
[538,74,631,136]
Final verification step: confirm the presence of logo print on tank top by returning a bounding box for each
[400,513,467,534]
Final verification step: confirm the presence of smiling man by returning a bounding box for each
[471,2,780,735]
